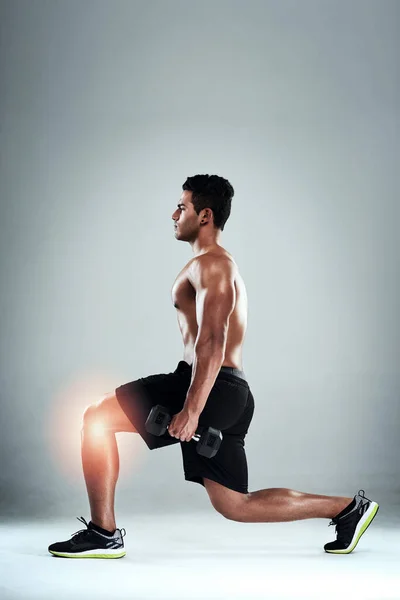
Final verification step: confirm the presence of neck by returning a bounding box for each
[190,232,222,256]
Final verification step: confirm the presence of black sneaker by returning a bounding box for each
[324,489,379,554]
[48,516,126,559]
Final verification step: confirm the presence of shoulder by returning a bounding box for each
[189,252,237,288]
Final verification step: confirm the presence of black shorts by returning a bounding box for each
[115,360,255,494]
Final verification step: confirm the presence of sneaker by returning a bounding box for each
[48,516,126,559]
[324,489,379,554]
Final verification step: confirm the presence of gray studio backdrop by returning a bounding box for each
[0,0,398,519]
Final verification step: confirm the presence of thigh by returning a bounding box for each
[181,380,254,494]
[115,367,191,449]
[181,432,249,494]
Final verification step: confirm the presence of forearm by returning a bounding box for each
[183,339,225,417]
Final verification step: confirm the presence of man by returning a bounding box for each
[48,174,379,559]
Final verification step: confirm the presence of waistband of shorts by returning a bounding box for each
[176,360,247,382]
[219,366,247,381]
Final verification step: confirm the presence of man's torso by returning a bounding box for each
[171,248,248,369]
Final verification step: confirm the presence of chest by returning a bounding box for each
[171,267,196,310]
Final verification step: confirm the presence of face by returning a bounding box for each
[172,190,203,242]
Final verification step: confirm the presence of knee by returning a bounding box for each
[81,403,111,438]
[82,403,101,429]
[212,496,249,522]
[82,404,94,424]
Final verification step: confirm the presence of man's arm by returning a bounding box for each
[183,255,236,417]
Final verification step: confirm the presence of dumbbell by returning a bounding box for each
[145,405,222,458]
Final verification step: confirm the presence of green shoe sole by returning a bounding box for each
[49,550,126,559]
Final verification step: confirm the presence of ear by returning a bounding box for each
[201,208,213,224]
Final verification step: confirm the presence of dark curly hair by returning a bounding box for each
[182,174,234,231]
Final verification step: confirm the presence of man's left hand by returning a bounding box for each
[168,409,199,442]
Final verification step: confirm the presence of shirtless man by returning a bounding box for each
[48,174,379,559]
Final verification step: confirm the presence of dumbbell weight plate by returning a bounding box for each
[145,405,171,436]
[196,427,223,458]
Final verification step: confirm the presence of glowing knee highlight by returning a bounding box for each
[87,419,108,439]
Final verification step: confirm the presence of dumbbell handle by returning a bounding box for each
[145,406,222,458]
[166,425,201,441]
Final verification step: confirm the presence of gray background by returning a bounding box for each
[0,0,399,519]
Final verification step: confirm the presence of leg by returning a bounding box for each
[81,392,137,532]
[243,487,353,522]
[204,478,353,522]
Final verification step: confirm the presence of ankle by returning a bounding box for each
[331,497,354,519]
[90,520,116,535]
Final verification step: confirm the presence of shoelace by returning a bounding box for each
[70,516,126,542]
[328,489,370,532]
